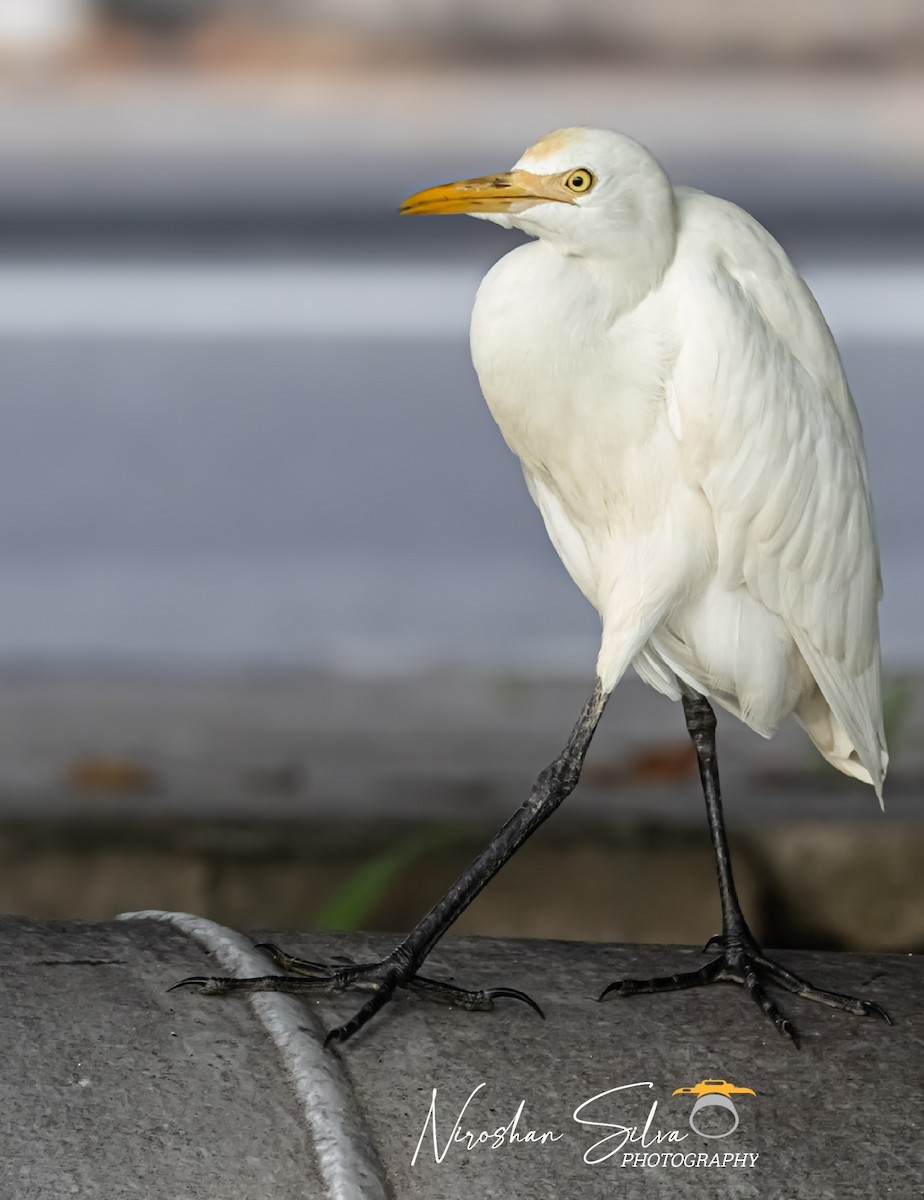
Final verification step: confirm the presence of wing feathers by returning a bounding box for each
[672,191,886,791]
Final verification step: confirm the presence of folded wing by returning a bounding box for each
[671,189,887,796]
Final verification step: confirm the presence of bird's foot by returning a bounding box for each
[170,941,543,1045]
[599,932,891,1047]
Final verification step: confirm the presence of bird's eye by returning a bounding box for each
[564,168,595,194]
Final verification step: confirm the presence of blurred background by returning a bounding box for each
[0,0,921,954]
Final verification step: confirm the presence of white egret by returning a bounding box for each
[176,128,890,1044]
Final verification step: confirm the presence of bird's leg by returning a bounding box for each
[172,680,609,1044]
[600,688,891,1045]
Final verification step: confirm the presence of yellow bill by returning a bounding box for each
[400,169,575,216]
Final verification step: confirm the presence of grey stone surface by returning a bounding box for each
[0,916,920,1198]
[0,917,321,1199]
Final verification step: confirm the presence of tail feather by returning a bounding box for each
[793,671,888,806]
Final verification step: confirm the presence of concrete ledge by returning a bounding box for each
[1,915,920,1198]
[0,672,921,955]
[2,815,922,952]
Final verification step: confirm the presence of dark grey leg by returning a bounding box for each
[600,688,892,1046]
[173,680,609,1043]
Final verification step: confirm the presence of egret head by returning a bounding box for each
[401,127,676,263]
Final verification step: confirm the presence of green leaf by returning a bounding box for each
[314,826,465,932]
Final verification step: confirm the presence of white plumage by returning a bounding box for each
[404,126,887,800]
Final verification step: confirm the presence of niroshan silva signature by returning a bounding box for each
[412,1081,694,1166]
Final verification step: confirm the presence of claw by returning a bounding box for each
[485,987,545,1019]
[702,934,723,954]
[167,976,212,993]
[168,975,280,996]
[326,986,396,1046]
[862,1000,893,1025]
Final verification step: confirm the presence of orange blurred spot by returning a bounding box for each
[68,757,156,795]
[586,741,696,787]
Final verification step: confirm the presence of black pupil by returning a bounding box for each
[573,174,585,188]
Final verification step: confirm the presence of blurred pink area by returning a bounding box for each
[0,2,918,186]
[1,1,923,70]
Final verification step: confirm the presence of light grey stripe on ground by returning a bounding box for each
[118,909,391,1200]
